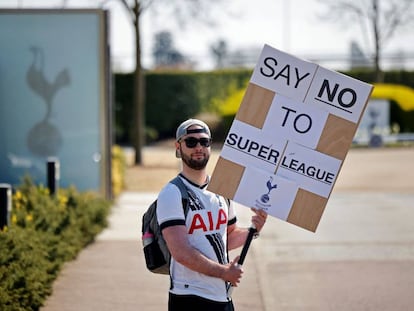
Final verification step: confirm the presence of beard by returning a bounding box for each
[180,148,209,170]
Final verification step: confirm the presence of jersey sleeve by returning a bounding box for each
[227,199,237,226]
[157,182,186,231]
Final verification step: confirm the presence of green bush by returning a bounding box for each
[114,69,251,144]
[145,72,201,138]
[0,178,111,311]
[145,70,251,141]
[114,69,414,145]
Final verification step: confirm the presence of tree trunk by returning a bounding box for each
[132,0,144,164]
[372,0,383,82]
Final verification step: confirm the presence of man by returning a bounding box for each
[157,119,267,311]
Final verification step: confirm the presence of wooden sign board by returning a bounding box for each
[208,44,374,232]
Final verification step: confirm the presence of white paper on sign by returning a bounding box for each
[262,93,329,149]
[276,142,342,197]
[233,167,298,221]
[251,44,318,102]
[304,66,373,123]
[221,120,287,172]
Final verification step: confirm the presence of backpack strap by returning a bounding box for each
[169,176,190,217]
[167,176,190,289]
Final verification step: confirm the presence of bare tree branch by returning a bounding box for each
[107,0,226,163]
[318,0,414,82]
[380,0,414,45]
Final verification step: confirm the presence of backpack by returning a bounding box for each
[141,176,190,275]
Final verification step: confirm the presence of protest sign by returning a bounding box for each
[208,44,373,232]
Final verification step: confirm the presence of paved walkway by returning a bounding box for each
[41,190,414,311]
[41,148,414,311]
[41,192,265,311]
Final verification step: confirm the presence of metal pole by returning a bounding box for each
[237,226,257,265]
[47,157,60,196]
[227,225,257,297]
[0,184,12,230]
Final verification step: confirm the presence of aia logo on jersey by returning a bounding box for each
[188,208,227,234]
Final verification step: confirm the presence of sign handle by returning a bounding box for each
[227,225,257,297]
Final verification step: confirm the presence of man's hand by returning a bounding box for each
[251,208,268,233]
[222,255,243,287]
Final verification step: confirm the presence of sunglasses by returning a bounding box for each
[181,137,212,148]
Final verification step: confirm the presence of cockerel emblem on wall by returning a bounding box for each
[26,46,70,157]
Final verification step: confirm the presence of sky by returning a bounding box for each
[2,0,414,72]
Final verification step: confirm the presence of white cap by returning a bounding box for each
[175,119,211,142]
[175,119,211,158]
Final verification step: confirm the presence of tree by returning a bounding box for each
[105,0,225,164]
[152,31,185,68]
[319,0,414,82]
[210,39,228,69]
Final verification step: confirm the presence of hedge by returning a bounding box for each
[114,69,251,143]
[0,178,111,311]
[114,69,414,145]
